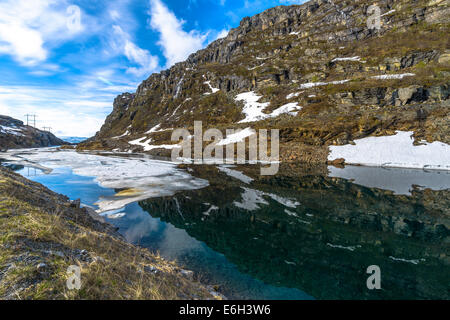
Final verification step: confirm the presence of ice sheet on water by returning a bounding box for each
[2,148,209,213]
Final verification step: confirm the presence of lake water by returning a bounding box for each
[1,148,449,299]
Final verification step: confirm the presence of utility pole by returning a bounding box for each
[42,127,52,133]
[25,114,37,127]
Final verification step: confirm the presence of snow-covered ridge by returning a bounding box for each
[328,131,450,170]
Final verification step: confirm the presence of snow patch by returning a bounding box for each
[217,127,256,146]
[328,131,450,170]
[204,81,220,95]
[236,92,301,123]
[248,63,265,70]
[0,125,24,136]
[371,73,415,80]
[299,79,350,89]
[381,9,396,17]
[286,92,302,99]
[269,103,302,117]
[236,92,271,123]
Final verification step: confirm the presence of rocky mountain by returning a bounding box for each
[79,0,450,163]
[0,115,67,150]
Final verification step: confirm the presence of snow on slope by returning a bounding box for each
[371,73,415,80]
[236,92,271,123]
[328,131,450,170]
[299,79,350,89]
[204,81,220,95]
[128,137,181,151]
[236,92,302,123]
[331,56,362,62]
[217,127,256,146]
[0,125,24,136]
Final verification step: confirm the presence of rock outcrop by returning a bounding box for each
[0,115,67,150]
[79,0,450,163]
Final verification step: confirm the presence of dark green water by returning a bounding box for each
[4,160,449,300]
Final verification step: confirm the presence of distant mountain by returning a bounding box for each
[79,0,450,164]
[59,136,88,144]
[0,115,68,150]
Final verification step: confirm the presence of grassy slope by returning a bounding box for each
[0,167,218,300]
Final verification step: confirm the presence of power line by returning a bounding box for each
[42,126,52,133]
[25,114,37,127]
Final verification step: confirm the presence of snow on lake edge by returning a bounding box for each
[328,131,450,170]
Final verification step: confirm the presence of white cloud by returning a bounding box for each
[149,0,208,67]
[0,0,87,66]
[0,83,123,137]
[113,25,160,77]
[215,28,229,40]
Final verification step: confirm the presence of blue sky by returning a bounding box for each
[0,0,306,137]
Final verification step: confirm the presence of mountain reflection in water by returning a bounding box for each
[138,163,449,300]
[2,151,448,299]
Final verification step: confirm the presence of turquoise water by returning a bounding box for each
[4,157,449,300]
[14,165,312,300]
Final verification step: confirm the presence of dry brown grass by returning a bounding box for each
[0,168,217,300]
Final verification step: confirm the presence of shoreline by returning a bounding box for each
[0,165,223,300]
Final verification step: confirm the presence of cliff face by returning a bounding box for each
[79,0,450,162]
[0,115,67,150]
